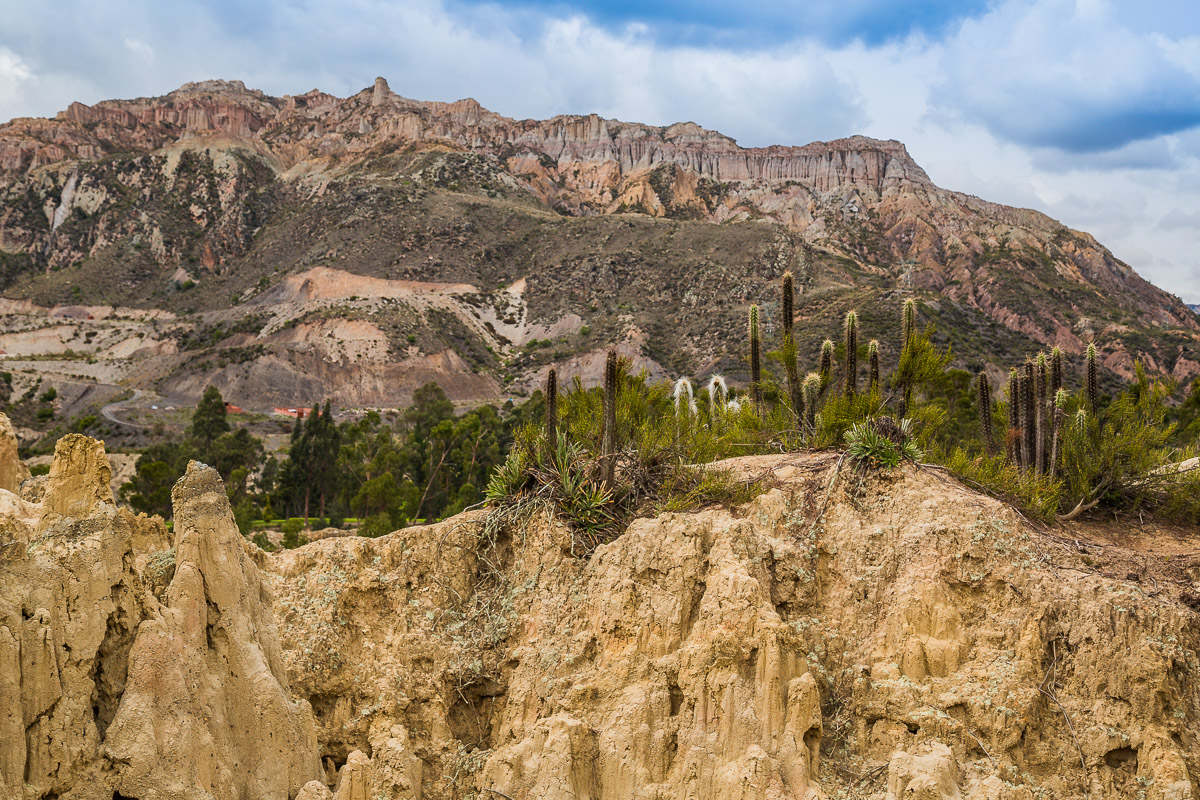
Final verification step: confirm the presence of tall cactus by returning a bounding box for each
[749,305,763,411]
[902,298,916,352]
[868,339,880,392]
[1049,388,1066,479]
[802,372,821,431]
[900,299,917,415]
[1050,346,1064,395]
[1035,354,1047,473]
[843,311,858,397]
[819,339,834,392]
[977,371,994,454]
[1022,360,1036,471]
[602,349,618,491]
[545,368,558,448]
[782,272,794,335]
[1086,342,1099,412]
[1007,367,1020,464]
[781,273,802,420]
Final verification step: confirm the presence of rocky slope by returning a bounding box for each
[4,418,1200,799]
[0,79,1196,418]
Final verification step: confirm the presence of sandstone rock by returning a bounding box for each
[42,432,113,518]
[887,742,962,799]
[297,780,335,800]
[0,411,29,494]
[0,435,170,797]
[103,460,321,799]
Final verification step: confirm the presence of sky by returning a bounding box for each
[1,0,1198,303]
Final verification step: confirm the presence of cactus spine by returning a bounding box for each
[868,340,880,392]
[1086,342,1098,412]
[843,311,858,397]
[749,305,763,411]
[545,368,558,447]
[819,339,834,392]
[802,372,821,431]
[602,349,617,491]
[781,273,802,420]
[977,371,994,454]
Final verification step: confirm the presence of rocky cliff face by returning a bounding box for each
[3,425,1200,798]
[0,78,1195,413]
[0,421,320,799]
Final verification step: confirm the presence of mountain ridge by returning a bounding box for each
[0,78,1195,417]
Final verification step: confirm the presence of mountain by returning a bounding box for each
[0,78,1195,419]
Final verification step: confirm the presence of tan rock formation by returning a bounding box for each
[0,411,29,493]
[267,453,1200,799]
[4,443,1200,799]
[41,432,113,518]
[0,443,322,799]
[104,460,321,799]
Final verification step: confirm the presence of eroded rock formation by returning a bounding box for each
[1,440,1198,798]
[0,442,319,799]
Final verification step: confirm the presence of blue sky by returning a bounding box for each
[1,0,1199,302]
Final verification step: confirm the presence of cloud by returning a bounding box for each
[935,0,1200,153]
[447,0,991,48]
[0,47,34,113]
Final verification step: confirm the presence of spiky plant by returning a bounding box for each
[901,298,916,352]
[1086,342,1098,412]
[781,272,794,337]
[545,368,558,448]
[707,374,728,410]
[1035,353,1047,473]
[1022,360,1036,471]
[749,305,763,411]
[819,339,834,392]
[843,311,858,397]
[672,377,696,416]
[781,273,802,420]
[1007,367,1020,463]
[802,372,821,431]
[868,340,880,392]
[1049,388,1066,479]
[977,371,994,454]
[602,349,618,491]
[1050,346,1064,395]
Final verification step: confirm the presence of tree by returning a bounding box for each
[191,385,231,456]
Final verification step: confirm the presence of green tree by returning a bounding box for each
[191,385,231,455]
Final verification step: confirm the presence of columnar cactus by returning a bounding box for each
[749,305,763,411]
[977,371,994,454]
[1050,346,1064,395]
[868,339,880,392]
[1050,388,1066,479]
[1007,367,1020,464]
[781,272,794,337]
[1086,342,1099,412]
[819,339,834,392]
[843,311,858,397]
[902,298,916,352]
[602,349,618,490]
[1035,353,1048,473]
[802,372,821,430]
[781,273,802,419]
[1022,360,1036,470]
[545,368,558,447]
